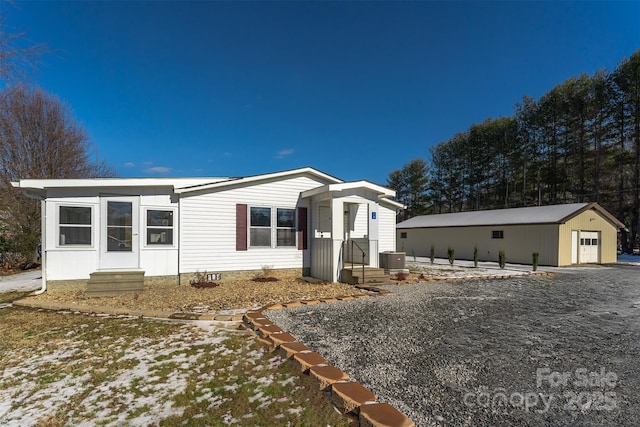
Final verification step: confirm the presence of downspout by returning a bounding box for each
[34,198,47,295]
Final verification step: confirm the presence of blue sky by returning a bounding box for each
[7,1,640,185]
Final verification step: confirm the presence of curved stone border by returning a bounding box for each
[243,286,416,427]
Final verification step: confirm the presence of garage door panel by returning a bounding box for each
[580,231,599,263]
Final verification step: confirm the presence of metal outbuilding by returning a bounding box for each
[396,203,624,266]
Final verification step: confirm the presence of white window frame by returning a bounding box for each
[275,207,296,248]
[143,207,177,248]
[57,204,94,248]
[248,205,297,249]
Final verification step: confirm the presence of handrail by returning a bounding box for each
[349,239,366,285]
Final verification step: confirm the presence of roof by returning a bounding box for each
[174,167,342,194]
[11,167,340,195]
[12,177,225,191]
[396,203,625,229]
[300,180,403,210]
[12,167,403,208]
[300,180,394,198]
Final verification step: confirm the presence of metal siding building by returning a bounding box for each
[396,203,623,266]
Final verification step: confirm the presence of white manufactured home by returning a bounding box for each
[396,203,624,267]
[14,167,402,293]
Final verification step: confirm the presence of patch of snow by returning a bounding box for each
[287,406,304,415]
[618,254,640,265]
[280,376,295,387]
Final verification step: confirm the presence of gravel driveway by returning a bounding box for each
[267,265,640,426]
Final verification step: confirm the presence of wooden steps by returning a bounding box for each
[85,270,145,297]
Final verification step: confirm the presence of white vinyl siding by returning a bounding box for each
[179,175,322,273]
[43,190,179,281]
[378,205,397,253]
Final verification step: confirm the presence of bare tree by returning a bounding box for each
[0,4,46,88]
[0,86,115,267]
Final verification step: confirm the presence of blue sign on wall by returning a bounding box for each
[371,212,376,220]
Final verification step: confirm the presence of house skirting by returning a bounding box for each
[45,268,313,293]
[46,274,180,292]
[178,267,309,285]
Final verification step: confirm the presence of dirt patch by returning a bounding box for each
[21,277,363,314]
[251,277,280,283]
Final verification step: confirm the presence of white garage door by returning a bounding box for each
[580,231,599,263]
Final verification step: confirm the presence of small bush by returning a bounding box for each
[447,247,454,265]
[189,270,220,288]
[252,265,279,282]
[261,265,274,278]
[532,252,539,271]
[498,250,506,269]
[473,245,478,267]
[395,271,408,281]
[430,244,435,264]
[189,270,208,285]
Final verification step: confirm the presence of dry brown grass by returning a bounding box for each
[0,307,349,426]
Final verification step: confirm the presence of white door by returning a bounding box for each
[100,197,139,270]
[571,230,579,264]
[579,231,599,264]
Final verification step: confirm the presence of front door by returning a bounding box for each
[100,197,139,270]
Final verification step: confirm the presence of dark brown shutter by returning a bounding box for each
[297,207,308,250]
[236,204,248,251]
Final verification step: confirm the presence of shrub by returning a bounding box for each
[430,244,435,264]
[261,265,274,278]
[473,245,478,267]
[189,270,207,285]
[252,265,279,282]
[498,250,506,269]
[532,252,539,271]
[447,247,454,265]
[189,270,220,288]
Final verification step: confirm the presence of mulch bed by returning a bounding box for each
[24,277,365,314]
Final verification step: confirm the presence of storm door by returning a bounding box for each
[99,197,139,269]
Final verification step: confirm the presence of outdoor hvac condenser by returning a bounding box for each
[380,251,406,271]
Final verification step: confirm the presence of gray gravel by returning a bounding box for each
[267,265,640,426]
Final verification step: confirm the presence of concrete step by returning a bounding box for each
[341,268,390,285]
[85,270,145,297]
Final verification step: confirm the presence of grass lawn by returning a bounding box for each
[0,306,348,426]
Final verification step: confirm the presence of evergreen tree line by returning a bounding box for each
[388,50,640,252]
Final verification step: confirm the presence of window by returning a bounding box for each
[250,207,272,247]
[147,210,174,245]
[59,206,92,245]
[249,206,297,248]
[400,232,407,239]
[492,230,504,239]
[277,208,296,247]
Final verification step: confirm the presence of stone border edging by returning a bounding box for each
[242,285,416,427]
